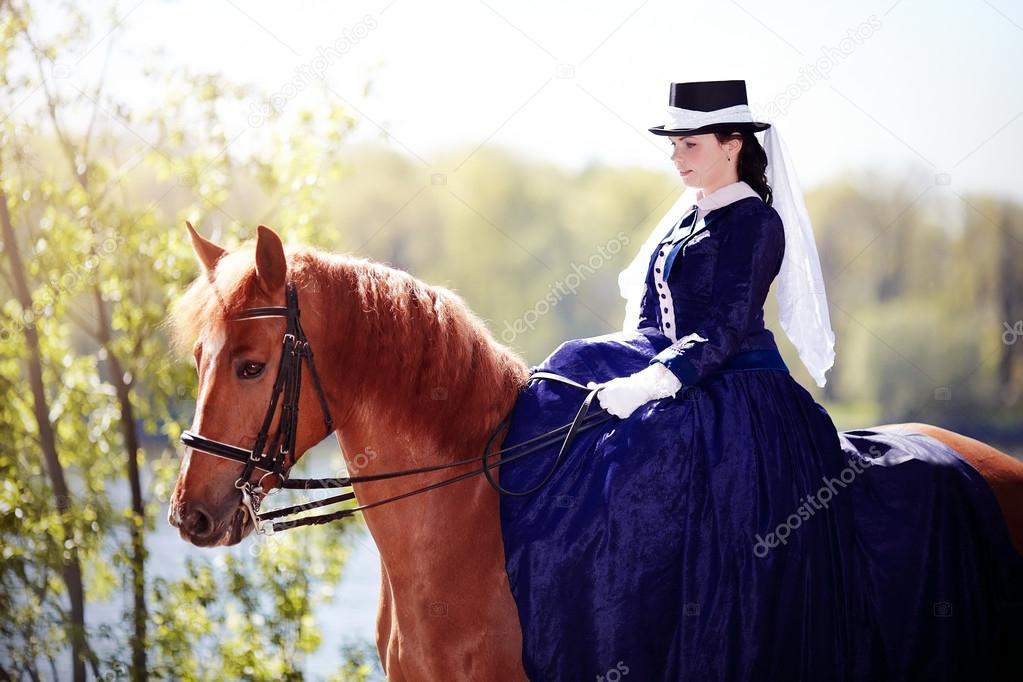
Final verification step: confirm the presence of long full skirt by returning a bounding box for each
[498,328,1023,681]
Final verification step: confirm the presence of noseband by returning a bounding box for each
[181,281,614,535]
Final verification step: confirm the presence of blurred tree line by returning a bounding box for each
[1,1,1021,680]
[311,147,1023,439]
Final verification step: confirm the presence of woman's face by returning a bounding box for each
[669,133,740,193]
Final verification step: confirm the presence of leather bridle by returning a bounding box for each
[180,281,614,535]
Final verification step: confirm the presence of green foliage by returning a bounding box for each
[1,2,373,678]
[2,2,1022,680]
[148,526,358,681]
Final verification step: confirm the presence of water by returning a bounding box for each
[81,442,383,679]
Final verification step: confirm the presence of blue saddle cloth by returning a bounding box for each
[498,329,1023,681]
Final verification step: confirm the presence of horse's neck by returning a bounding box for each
[312,257,527,457]
[337,419,511,584]
[309,258,526,573]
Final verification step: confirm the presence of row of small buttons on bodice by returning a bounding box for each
[651,205,700,342]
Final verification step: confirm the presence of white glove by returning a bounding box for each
[586,363,683,419]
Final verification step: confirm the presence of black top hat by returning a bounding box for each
[648,79,771,136]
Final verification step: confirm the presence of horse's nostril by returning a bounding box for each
[183,504,214,538]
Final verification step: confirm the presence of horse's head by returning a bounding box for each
[167,223,336,546]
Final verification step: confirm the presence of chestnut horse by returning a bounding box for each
[167,224,1023,680]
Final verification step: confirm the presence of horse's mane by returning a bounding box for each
[168,242,530,456]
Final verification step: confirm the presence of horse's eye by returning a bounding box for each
[237,360,266,379]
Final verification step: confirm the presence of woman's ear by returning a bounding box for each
[254,224,287,298]
[727,136,743,159]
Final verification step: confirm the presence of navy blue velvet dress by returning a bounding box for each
[497,196,1023,680]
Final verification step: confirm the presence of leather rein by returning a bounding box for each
[180,282,613,535]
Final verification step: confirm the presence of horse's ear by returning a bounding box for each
[185,221,226,274]
[254,224,286,297]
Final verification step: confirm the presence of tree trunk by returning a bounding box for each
[0,160,88,682]
[93,286,148,681]
[49,105,150,679]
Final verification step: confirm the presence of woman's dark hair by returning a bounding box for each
[714,130,772,206]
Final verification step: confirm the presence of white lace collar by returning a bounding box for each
[694,180,761,213]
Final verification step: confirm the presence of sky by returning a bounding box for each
[28,0,1023,199]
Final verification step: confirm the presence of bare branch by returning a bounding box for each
[82,36,115,160]
[64,306,101,342]
[11,3,89,190]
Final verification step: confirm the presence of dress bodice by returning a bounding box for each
[638,193,785,386]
